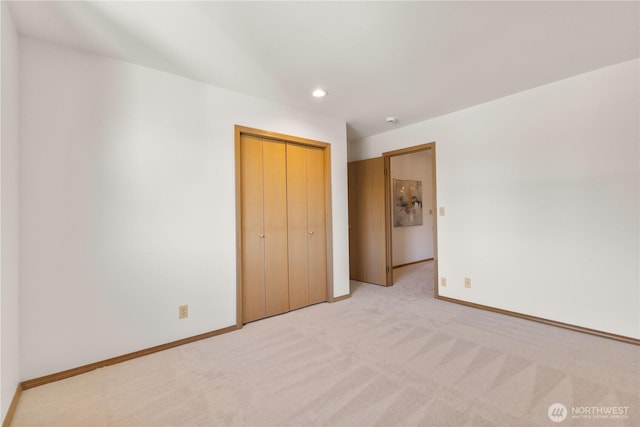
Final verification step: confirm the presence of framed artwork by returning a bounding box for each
[393,179,423,227]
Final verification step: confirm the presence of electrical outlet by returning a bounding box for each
[179,304,189,319]
[439,207,446,216]
[464,278,471,288]
[440,277,447,287]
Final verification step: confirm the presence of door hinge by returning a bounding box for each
[384,168,388,176]
[386,266,390,273]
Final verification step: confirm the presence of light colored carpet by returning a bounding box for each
[11,261,639,426]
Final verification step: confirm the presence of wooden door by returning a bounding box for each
[305,145,328,305]
[240,135,289,322]
[287,143,327,309]
[348,157,389,285]
[262,140,290,316]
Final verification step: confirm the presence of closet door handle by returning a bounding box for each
[309,231,314,235]
[259,234,265,238]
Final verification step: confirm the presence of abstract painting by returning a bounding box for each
[393,179,423,227]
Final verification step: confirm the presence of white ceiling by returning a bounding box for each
[7,1,640,141]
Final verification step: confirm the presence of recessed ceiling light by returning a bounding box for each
[385,117,398,123]
[312,88,328,98]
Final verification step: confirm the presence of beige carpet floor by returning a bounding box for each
[11,261,640,426]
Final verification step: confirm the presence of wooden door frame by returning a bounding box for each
[382,142,438,295]
[234,125,335,328]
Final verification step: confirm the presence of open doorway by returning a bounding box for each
[383,143,437,293]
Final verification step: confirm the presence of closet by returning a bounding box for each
[237,128,330,324]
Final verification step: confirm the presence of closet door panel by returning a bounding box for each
[306,147,327,304]
[263,140,290,316]
[241,135,266,322]
[287,144,310,310]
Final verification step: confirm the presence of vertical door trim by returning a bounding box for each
[234,127,243,327]
[235,125,334,328]
[383,157,393,286]
[382,142,438,295]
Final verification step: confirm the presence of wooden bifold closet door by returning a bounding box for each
[287,143,327,310]
[239,134,328,323]
[240,135,289,322]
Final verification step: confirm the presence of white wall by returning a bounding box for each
[390,150,434,265]
[1,2,21,422]
[19,37,349,379]
[350,60,640,339]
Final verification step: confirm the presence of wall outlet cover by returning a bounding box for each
[179,304,189,319]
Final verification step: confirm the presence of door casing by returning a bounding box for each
[383,142,438,295]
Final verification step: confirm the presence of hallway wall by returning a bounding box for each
[391,149,434,266]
